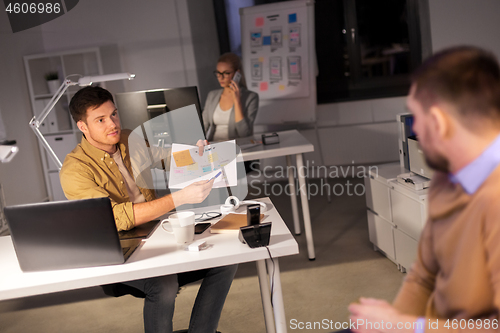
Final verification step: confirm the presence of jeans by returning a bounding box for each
[123,264,238,333]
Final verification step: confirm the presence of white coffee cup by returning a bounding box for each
[162,211,195,244]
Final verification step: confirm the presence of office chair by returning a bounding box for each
[101,283,146,298]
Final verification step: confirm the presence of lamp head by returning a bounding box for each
[0,145,18,163]
[77,73,135,87]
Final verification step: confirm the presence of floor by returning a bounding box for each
[0,178,405,332]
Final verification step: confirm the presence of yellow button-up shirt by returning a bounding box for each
[60,130,159,231]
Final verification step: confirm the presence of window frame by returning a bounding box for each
[316,0,430,103]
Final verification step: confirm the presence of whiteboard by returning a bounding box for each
[240,0,316,125]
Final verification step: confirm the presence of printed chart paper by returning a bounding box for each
[242,4,310,99]
[168,140,237,189]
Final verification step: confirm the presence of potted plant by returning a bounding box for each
[45,71,59,94]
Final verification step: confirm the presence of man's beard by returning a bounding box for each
[424,153,450,173]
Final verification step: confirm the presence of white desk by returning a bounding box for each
[239,129,316,260]
[0,197,297,333]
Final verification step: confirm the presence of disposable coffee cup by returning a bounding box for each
[162,211,195,244]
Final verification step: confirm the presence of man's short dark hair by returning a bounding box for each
[69,86,114,123]
[412,46,500,126]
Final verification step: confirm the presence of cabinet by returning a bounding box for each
[0,184,8,236]
[24,48,104,201]
[364,162,428,272]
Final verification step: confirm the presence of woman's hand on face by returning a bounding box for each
[228,80,241,103]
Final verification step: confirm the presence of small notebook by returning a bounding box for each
[211,213,265,234]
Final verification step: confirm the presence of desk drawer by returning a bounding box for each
[365,176,392,222]
[367,209,395,260]
[394,228,418,272]
[390,187,426,240]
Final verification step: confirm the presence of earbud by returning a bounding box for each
[224,196,267,212]
[226,196,240,209]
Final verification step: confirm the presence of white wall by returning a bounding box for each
[36,0,221,106]
[428,0,500,57]
[312,97,404,166]
[36,0,220,100]
[39,1,189,92]
[186,0,221,103]
[0,15,48,205]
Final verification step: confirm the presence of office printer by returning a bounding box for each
[397,114,433,190]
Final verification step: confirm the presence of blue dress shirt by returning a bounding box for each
[449,133,500,195]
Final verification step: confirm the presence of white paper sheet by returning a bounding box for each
[168,140,237,189]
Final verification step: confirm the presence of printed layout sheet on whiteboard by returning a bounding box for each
[242,5,310,100]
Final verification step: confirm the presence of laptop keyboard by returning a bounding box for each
[122,247,130,255]
[120,238,142,261]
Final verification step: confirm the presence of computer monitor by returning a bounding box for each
[397,113,415,170]
[115,87,205,138]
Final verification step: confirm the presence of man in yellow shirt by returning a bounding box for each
[60,86,237,333]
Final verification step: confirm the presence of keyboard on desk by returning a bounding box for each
[120,238,142,261]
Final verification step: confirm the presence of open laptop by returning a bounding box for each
[4,197,141,272]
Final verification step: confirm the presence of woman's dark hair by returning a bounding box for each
[218,52,247,88]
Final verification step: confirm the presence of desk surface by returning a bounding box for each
[238,130,314,161]
[0,198,298,301]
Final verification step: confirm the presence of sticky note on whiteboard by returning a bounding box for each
[255,17,264,27]
[260,82,268,91]
[288,13,297,23]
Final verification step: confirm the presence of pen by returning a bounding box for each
[207,171,222,182]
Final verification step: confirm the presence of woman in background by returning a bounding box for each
[203,52,259,142]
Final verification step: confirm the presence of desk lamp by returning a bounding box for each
[0,135,18,235]
[0,141,19,235]
[0,143,18,163]
[29,73,135,170]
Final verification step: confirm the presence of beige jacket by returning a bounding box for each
[393,167,500,332]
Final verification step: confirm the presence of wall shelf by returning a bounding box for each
[24,47,105,201]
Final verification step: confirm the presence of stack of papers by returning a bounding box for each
[396,172,430,191]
